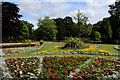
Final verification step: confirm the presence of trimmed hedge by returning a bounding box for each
[0,43,35,48]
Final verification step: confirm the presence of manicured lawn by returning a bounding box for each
[97,44,119,54]
[3,43,119,58]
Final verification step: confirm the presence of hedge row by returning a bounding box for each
[0,44,36,48]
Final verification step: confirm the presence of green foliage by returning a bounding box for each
[24,39,32,43]
[39,40,44,45]
[2,2,22,42]
[90,31,101,40]
[20,20,34,39]
[19,24,30,40]
[93,18,112,42]
[64,37,84,48]
[74,10,88,26]
[108,1,120,18]
[36,17,57,41]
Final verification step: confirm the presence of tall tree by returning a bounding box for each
[36,17,57,41]
[74,10,89,38]
[63,16,74,37]
[108,1,120,18]
[20,20,34,39]
[108,1,120,41]
[2,2,22,42]
[53,18,66,40]
[74,10,88,26]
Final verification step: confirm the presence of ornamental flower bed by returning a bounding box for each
[36,45,115,56]
[5,57,40,79]
[2,46,43,56]
[71,57,120,79]
[38,56,91,79]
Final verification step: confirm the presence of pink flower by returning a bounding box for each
[11,73,15,75]
[26,75,29,77]
[87,68,89,69]
[109,68,112,71]
[28,66,30,68]
[73,74,76,76]
[75,77,77,79]
[88,73,91,76]
[17,68,19,71]
[112,66,115,68]
[94,74,97,76]
[78,76,82,78]
[76,72,78,74]
[72,77,74,78]
[99,70,101,72]
[20,75,23,77]
[107,73,109,75]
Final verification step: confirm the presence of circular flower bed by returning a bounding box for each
[35,45,116,56]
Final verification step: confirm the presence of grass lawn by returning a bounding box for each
[3,42,119,58]
[3,42,64,58]
[97,44,119,54]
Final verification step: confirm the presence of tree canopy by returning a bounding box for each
[35,17,57,41]
[2,2,22,42]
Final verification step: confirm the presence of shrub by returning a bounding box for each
[24,39,32,43]
[64,37,85,48]
[40,40,43,45]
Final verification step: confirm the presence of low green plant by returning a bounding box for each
[24,39,32,44]
[40,40,44,45]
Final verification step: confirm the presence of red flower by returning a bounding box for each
[61,76,64,78]
[56,72,58,74]
[73,70,76,72]
[52,75,56,78]
[44,73,47,75]
[65,71,68,74]
[40,74,43,76]
[52,65,55,67]
[52,70,55,72]
[72,67,75,69]
[57,63,59,65]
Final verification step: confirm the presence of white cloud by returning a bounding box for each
[68,9,95,23]
[86,0,115,7]
[16,0,115,29]
[18,0,42,12]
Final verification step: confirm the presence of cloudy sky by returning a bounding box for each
[3,0,115,29]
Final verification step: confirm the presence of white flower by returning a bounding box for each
[20,71,22,74]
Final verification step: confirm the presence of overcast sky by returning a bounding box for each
[2,0,115,29]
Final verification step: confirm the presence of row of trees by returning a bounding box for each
[2,1,120,43]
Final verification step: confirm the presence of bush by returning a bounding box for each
[90,31,101,40]
[39,40,43,45]
[64,37,85,48]
[24,39,32,43]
